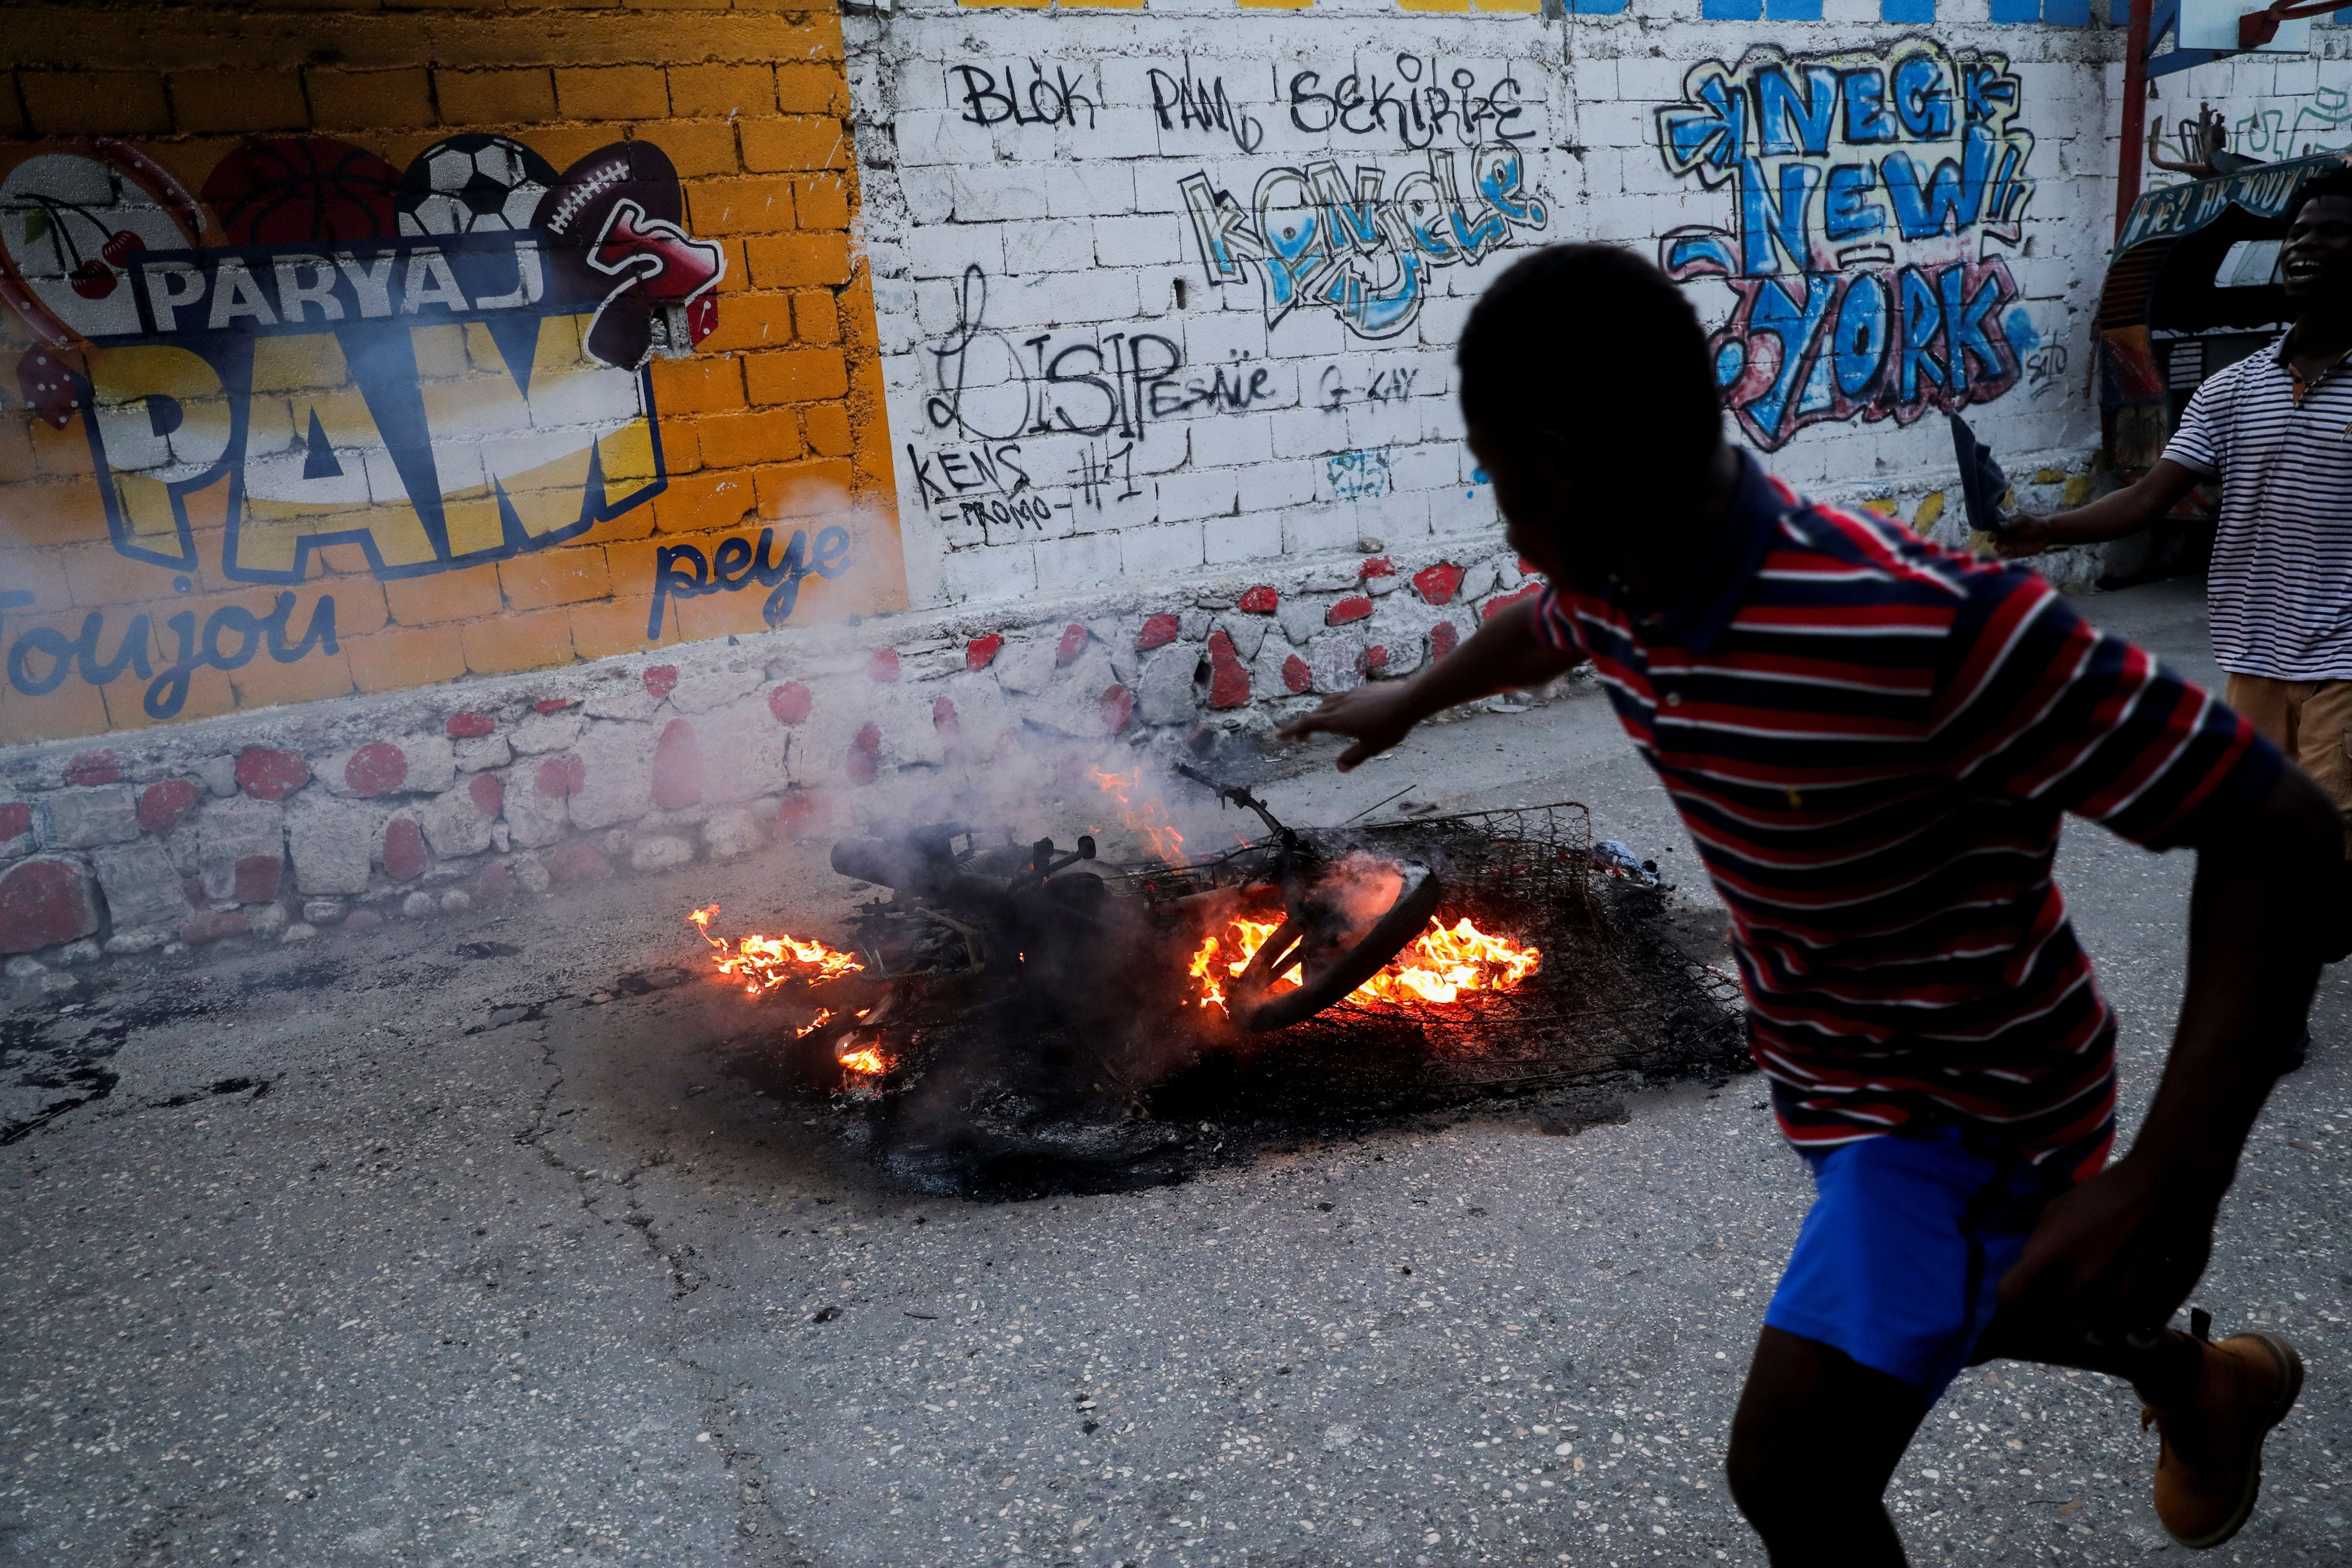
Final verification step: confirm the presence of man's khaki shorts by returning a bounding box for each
[2224,674,2352,849]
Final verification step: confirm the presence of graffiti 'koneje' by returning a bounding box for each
[1180,144,1547,341]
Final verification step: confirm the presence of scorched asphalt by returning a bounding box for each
[2,578,2348,1567]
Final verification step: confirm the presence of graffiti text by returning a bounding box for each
[1180,145,1546,340]
[0,587,337,721]
[648,525,851,639]
[953,63,1099,133]
[1148,67,1264,155]
[1287,56,1534,152]
[1655,42,2038,449]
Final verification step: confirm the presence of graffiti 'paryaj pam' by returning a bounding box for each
[0,132,854,723]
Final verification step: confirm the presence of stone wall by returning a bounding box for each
[0,531,1554,972]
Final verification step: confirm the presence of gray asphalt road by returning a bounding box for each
[4,578,2347,1568]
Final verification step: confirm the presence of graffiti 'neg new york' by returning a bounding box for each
[1655,42,2040,451]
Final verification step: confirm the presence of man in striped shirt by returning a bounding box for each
[1280,244,2337,1562]
[2001,167,2352,845]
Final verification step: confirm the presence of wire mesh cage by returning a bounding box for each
[1208,801,1747,1109]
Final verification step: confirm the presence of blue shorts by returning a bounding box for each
[1762,1127,2078,1401]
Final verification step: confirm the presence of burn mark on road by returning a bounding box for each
[149,1076,272,1109]
[613,966,692,995]
[1,989,216,1145]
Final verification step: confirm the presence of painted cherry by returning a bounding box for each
[100,230,144,269]
[68,259,116,300]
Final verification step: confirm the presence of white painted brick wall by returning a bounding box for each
[851,2,2352,612]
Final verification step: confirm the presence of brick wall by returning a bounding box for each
[0,0,904,748]
[847,0,2348,617]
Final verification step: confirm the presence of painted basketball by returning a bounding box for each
[201,137,400,246]
[396,134,558,237]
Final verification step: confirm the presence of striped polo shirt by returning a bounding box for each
[2164,333,2352,681]
[1535,453,2279,1177]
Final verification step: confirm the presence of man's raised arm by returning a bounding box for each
[1997,460,2206,559]
[1274,594,1586,771]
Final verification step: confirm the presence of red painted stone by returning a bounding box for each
[1518,556,1541,578]
[1413,562,1465,606]
[776,790,831,839]
[469,773,503,818]
[1282,655,1313,694]
[651,719,705,811]
[66,751,120,786]
[1429,621,1461,660]
[932,695,959,734]
[234,852,282,903]
[1056,624,1090,666]
[0,858,99,953]
[1100,684,1133,732]
[535,756,586,798]
[445,712,495,739]
[236,747,310,801]
[1482,582,1544,622]
[0,804,29,842]
[179,908,251,946]
[642,664,679,698]
[532,698,574,714]
[382,818,427,882]
[1362,644,1389,672]
[1206,630,1252,709]
[768,681,813,725]
[1327,595,1373,625]
[868,648,901,682]
[966,633,1004,671]
[137,779,202,834]
[1136,614,1181,651]
[475,863,518,902]
[1237,585,1278,614]
[846,723,881,786]
[344,741,408,797]
[1360,556,1394,579]
[546,841,614,884]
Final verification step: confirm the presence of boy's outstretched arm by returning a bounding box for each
[1999,765,2338,1337]
[1273,595,1586,771]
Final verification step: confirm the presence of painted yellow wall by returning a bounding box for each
[0,1,904,746]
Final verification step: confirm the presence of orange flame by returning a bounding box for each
[837,1037,888,1075]
[688,904,864,996]
[1187,915,1291,1011]
[1088,766,1185,861]
[1189,914,1539,1014]
[795,1008,834,1038]
[1351,917,1542,1004]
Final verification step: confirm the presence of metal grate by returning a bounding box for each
[2166,339,2206,389]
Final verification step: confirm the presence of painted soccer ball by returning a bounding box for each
[396,135,558,237]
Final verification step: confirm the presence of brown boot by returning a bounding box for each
[2142,1329,2305,1549]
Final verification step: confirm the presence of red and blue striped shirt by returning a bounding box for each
[1534,454,2280,1179]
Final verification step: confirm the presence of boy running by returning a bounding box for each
[1278,244,2335,1563]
